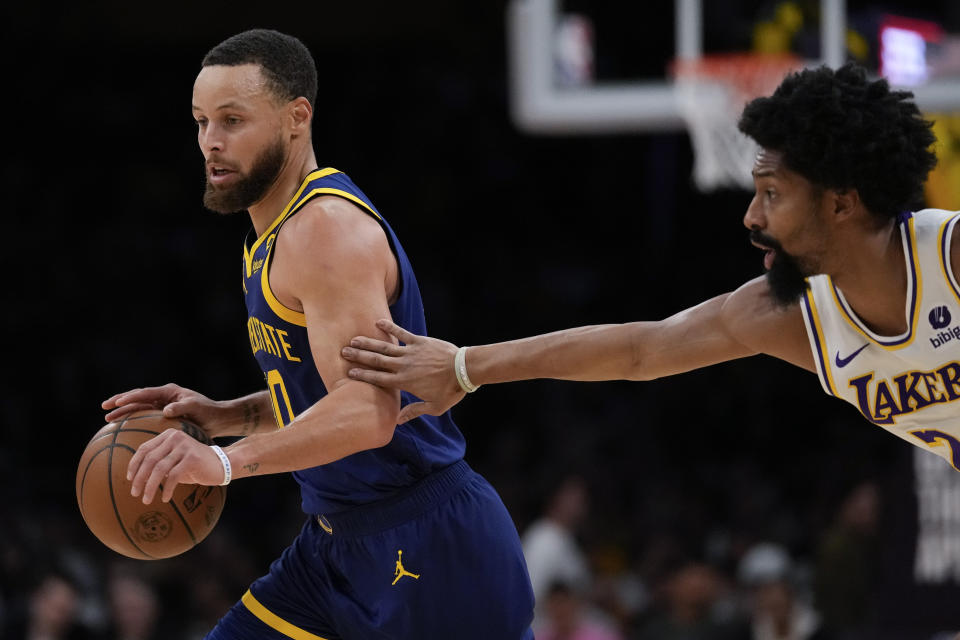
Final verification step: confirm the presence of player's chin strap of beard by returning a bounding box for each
[454,347,481,393]
[209,445,233,485]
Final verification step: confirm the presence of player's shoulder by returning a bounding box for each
[281,195,386,258]
[721,276,792,320]
[721,276,813,369]
[272,194,394,297]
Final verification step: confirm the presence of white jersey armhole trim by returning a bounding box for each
[799,285,837,397]
[940,213,960,305]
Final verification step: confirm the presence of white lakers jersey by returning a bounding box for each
[800,209,960,471]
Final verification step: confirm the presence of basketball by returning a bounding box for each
[76,411,227,560]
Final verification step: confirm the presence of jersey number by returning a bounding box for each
[910,429,960,471]
[266,369,296,427]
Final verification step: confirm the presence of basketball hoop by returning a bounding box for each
[673,54,804,191]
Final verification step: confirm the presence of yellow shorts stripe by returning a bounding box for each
[241,590,329,640]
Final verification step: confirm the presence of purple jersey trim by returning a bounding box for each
[941,213,960,304]
[830,213,918,347]
[801,290,838,397]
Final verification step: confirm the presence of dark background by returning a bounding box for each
[1,1,959,638]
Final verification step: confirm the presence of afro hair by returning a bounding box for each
[738,63,937,219]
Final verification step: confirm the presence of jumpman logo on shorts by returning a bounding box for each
[392,549,420,585]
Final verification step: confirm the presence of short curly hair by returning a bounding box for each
[202,29,318,109]
[738,63,937,219]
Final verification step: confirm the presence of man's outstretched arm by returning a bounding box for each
[343,276,815,422]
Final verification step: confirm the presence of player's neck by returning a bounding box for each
[829,218,908,336]
[247,145,319,238]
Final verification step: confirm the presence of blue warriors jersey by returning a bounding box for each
[242,168,466,514]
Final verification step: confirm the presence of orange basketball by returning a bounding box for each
[76,411,227,559]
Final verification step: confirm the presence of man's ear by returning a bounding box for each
[287,97,313,137]
[829,187,861,223]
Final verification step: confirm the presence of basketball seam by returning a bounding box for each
[164,490,198,546]
[83,413,164,448]
[107,415,154,560]
[86,427,163,446]
[80,442,143,513]
[157,417,221,550]
[79,445,114,518]
[119,413,164,421]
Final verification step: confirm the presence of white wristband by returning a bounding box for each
[454,346,481,393]
[210,445,232,486]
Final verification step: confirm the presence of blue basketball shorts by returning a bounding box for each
[205,460,535,639]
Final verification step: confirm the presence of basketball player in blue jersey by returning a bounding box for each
[100,29,534,639]
[343,64,960,473]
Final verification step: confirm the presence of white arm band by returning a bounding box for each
[454,346,481,393]
[210,445,232,486]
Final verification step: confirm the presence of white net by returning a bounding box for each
[673,55,803,191]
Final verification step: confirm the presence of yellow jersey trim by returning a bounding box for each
[260,241,308,327]
[295,187,384,222]
[255,184,387,328]
[907,215,922,341]
[316,514,333,534]
[244,168,341,277]
[804,291,839,396]
[240,590,330,640]
[938,212,960,307]
[828,216,921,350]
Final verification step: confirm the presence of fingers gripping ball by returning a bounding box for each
[76,411,226,559]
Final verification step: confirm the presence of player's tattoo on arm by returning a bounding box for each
[243,462,260,473]
[240,401,262,436]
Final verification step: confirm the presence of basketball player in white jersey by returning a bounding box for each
[341,64,960,471]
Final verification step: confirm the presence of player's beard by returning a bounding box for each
[203,136,286,214]
[750,230,812,308]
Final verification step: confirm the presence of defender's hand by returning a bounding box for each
[126,429,226,504]
[102,383,229,437]
[343,319,465,423]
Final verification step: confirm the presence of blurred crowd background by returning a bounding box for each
[2,1,960,639]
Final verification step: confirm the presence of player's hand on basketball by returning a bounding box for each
[343,319,466,423]
[127,429,225,504]
[102,384,228,436]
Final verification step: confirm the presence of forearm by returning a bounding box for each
[467,323,652,384]
[209,391,275,437]
[223,381,397,479]
[463,292,767,385]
